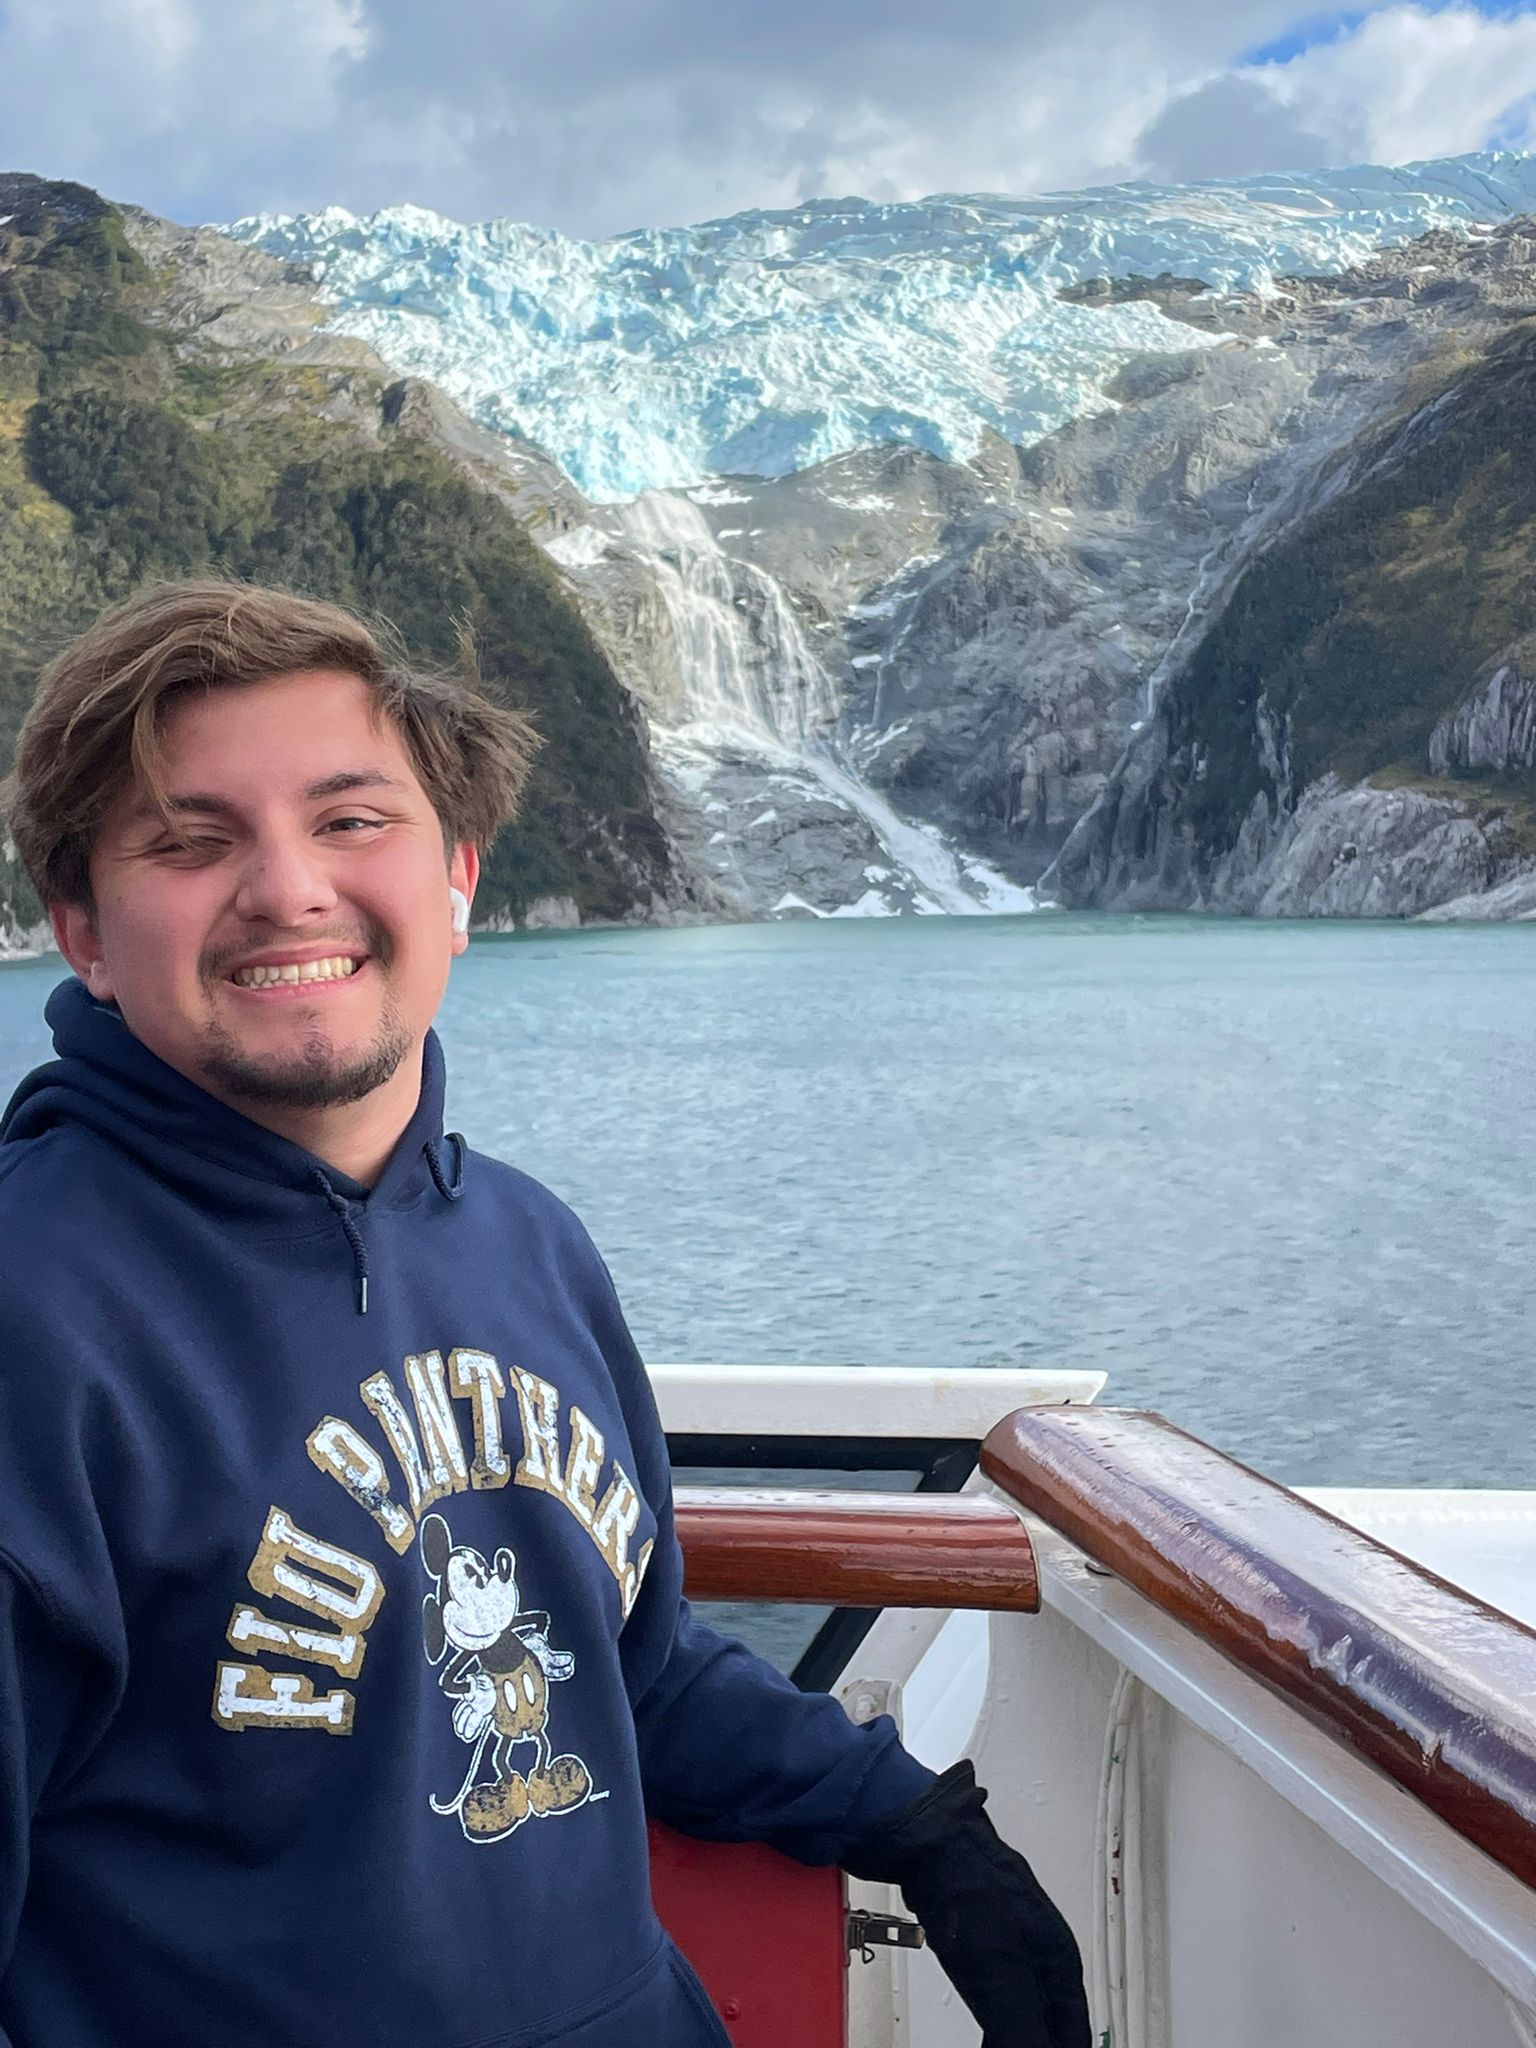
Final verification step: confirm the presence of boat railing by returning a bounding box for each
[674,1487,1039,1612]
[979,1405,1536,1896]
[660,1375,1536,2044]
[672,1402,1536,1895]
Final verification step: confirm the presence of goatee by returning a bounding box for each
[198,1002,413,1112]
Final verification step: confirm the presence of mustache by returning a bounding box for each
[201,919,394,980]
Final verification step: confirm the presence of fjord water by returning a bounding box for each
[2,915,1529,1486]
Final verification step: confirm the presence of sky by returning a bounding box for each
[3,0,1536,236]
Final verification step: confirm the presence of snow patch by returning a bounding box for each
[542,524,610,569]
[859,722,911,756]
[827,890,900,919]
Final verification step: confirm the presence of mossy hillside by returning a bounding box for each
[0,177,153,387]
[0,174,670,929]
[1160,320,1536,857]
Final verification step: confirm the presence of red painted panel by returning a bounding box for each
[649,1822,847,2046]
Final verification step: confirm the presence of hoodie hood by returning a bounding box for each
[1,977,464,1309]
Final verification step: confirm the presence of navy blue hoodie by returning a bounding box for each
[0,979,931,2048]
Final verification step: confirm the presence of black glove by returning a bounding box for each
[843,1760,1090,2048]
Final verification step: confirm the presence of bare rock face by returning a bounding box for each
[121,207,386,370]
[1052,738,1519,918]
[1428,653,1536,774]
[657,748,903,917]
[1418,869,1536,919]
[1045,221,1536,919]
[1243,781,1506,918]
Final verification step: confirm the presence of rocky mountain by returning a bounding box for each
[1050,232,1536,917]
[227,155,1536,920]
[522,200,1536,918]
[0,174,711,947]
[10,159,1536,930]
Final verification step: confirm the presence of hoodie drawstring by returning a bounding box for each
[425,1132,467,1204]
[311,1170,372,1315]
[311,1135,467,1314]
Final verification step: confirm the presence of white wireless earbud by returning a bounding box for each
[449,887,471,937]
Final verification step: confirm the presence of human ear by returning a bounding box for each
[50,898,115,1002]
[448,843,480,957]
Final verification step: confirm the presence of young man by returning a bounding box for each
[0,582,1088,2048]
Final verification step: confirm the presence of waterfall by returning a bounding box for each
[619,493,839,754]
[616,491,1036,916]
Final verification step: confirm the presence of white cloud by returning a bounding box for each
[0,0,1533,232]
[1253,5,1536,164]
[0,0,369,207]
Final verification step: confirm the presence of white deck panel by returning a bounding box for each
[648,1364,1104,1439]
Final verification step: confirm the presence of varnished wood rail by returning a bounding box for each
[982,1405,1536,1893]
[675,1487,1039,1611]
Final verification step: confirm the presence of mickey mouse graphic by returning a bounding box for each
[420,1512,594,1842]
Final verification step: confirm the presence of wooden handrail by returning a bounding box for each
[675,1487,1039,1612]
[981,1406,1536,1892]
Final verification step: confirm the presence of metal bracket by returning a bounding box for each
[840,1675,901,1727]
[846,1910,926,1965]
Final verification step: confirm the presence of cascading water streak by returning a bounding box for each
[619,493,838,753]
[617,490,1035,916]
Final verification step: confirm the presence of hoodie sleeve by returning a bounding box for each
[623,1512,934,1865]
[0,1555,118,2000]
[583,1256,936,1867]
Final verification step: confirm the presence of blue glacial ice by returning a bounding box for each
[225,151,1536,502]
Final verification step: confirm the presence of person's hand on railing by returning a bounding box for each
[843,1759,1091,2048]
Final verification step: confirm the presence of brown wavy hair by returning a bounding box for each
[3,580,540,906]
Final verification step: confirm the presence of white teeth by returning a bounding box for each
[232,956,361,988]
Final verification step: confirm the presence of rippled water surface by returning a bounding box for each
[3,913,1531,1487]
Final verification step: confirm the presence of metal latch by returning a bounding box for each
[846,1910,926,1964]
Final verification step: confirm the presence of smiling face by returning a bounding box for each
[51,668,478,1161]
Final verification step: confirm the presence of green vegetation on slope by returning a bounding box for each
[1164,321,1536,855]
[0,174,670,929]
[0,180,152,384]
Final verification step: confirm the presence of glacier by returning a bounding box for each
[227,152,1536,502]
[219,152,1536,923]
